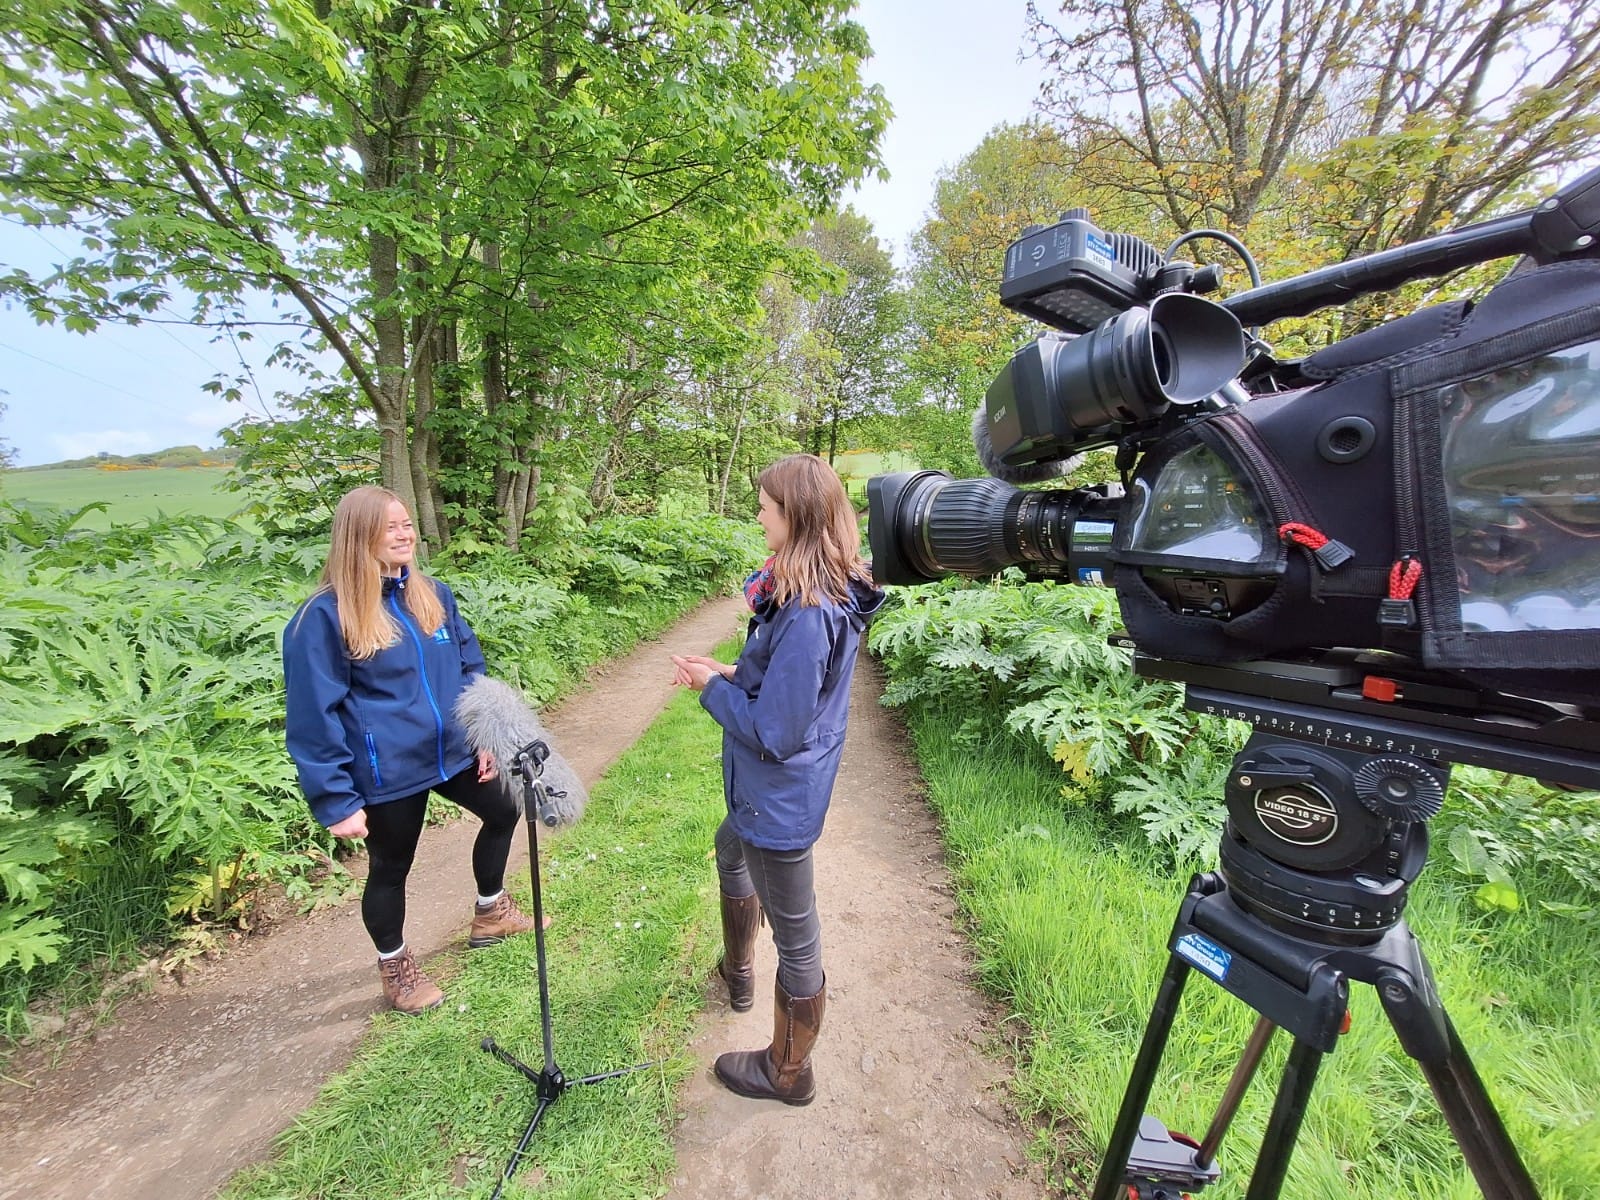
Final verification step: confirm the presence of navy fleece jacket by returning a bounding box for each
[701,575,884,850]
[282,570,486,828]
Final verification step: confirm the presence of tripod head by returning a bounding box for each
[1130,648,1600,941]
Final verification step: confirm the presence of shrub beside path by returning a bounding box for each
[0,593,1046,1200]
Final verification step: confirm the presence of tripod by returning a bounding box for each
[481,740,659,1200]
[1089,867,1540,1200]
[1089,736,1541,1199]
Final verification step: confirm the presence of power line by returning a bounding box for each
[0,338,163,405]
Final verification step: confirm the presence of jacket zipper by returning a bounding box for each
[365,732,383,788]
[388,588,449,781]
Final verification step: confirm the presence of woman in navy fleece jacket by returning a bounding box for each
[283,486,539,1014]
[672,454,883,1106]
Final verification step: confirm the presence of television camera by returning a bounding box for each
[866,167,1600,1199]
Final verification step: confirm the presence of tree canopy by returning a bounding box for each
[1,0,890,543]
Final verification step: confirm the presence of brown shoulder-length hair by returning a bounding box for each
[759,454,871,608]
[310,486,445,660]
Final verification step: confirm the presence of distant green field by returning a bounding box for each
[834,450,919,506]
[832,449,919,477]
[3,467,245,529]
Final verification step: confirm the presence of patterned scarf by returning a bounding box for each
[743,555,777,612]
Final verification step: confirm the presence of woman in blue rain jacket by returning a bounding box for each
[283,486,538,1015]
[672,454,884,1108]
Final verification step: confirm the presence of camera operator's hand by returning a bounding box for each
[670,654,732,692]
[328,809,369,840]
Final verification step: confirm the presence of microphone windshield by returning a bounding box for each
[971,405,1083,484]
[454,676,587,827]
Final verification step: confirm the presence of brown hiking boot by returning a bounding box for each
[378,947,444,1015]
[469,892,547,947]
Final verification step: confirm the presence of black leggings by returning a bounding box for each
[362,767,521,955]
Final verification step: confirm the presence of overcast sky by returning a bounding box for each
[0,0,1048,467]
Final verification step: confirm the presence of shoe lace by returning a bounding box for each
[383,952,419,994]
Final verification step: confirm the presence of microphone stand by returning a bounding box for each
[481,739,661,1199]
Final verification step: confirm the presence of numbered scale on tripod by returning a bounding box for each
[1191,693,1452,764]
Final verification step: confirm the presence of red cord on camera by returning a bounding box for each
[1389,554,1422,601]
[1376,553,1425,628]
[1279,522,1329,551]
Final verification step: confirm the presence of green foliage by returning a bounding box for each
[0,0,891,547]
[220,397,378,538]
[1436,768,1600,916]
[871,572,1600,907]
[0,499,751,1042]
[869,574,1235,862]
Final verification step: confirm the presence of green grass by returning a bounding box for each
[903,709,1600,1200]
[3,466,243,527]
[222,647,741,1200]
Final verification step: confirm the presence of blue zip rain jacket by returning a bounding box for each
[701,575,885,850]
[282,569,486,828]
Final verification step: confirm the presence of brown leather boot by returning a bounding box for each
[378,947,444,1015]
[716,892,762,1012]
[469,891,547,947]
[713,976,825,1106]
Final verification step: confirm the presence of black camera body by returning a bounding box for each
[869,168,1600,710]
[873,174,1600,1200]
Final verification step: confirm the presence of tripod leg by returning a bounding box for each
[1376,971,1541,1199]
[489,1098,554,1200]
[1242,1036,1324,1200]
[1091,953,1192,1200]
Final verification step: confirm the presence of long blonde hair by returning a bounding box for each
[760,454,871,608]
[312,486,445,660]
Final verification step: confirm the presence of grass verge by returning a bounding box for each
[903,707,1600,1199]
[223,653,738,1200]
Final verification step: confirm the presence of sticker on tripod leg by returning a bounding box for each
[1175,933,1232,981]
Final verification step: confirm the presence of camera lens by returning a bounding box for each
[867,470,1121,587]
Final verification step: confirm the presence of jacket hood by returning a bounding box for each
[846,572,886,631]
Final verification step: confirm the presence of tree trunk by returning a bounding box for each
[369,225,416,517]
[408,311,446,549]
[716,378,750,517]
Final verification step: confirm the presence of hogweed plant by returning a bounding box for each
[869,572,1600,900]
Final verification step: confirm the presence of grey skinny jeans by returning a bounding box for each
[714,815,823,998]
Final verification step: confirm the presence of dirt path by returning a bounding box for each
[666,652,1045,1200]
[0,594,1047,1200]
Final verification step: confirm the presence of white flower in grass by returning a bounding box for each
[633,921,642,929]
[587,853,597,861]
[614,921,623,929]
